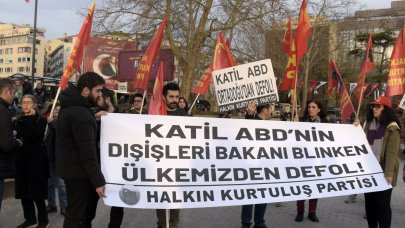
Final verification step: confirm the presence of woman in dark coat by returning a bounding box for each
[14,94,49,228]
[294,99,328,223]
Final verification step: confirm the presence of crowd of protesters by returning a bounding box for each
[1,74,405,228]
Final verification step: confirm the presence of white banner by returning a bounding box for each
[212,59,279,112]
[399,94,405,110]
[100,114,390,209]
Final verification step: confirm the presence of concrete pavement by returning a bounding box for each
[1,158,405,228]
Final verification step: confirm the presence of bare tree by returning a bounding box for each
[93,0,286,103]
[296,0,358,109]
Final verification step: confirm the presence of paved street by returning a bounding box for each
[1,155,405,228]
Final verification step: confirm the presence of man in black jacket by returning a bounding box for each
[56,72,106,227]
[0,78,21,212]
[242,101,272,228]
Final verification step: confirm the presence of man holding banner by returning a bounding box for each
[156,82,188,228]
[241,101,272,228]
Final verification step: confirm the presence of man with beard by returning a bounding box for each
[0,78,22,212]
[56,72,106,228]
[156,82,188,228]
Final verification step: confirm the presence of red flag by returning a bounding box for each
[193,33,236,96]
[25,0,30,3]
[148,62,167,115]
[386,26,405,96]
[192,64,213,96]
[212,32,236,70]
[360,34,375,75]
[225,39,237,66]
[366,83,379,98]
[295,0,311,64]
[354,33,374,101]
[280,0,311,92]
[279,40,297,91]
[330,60,356,123]
[327,60,339,95]
[134,16,167,91]
[59,3,95,89]
[282,18,292,54]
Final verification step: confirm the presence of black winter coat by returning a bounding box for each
[0,98,20,178]
[56,84,105,188]
[14,113,49,200]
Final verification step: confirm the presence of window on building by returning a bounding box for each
[0,49,2,54]
[5,67,12,73]
[0,40,5,45]
[18,67,25,72]
[5,48,12,54]
[18,47,32,53]
[0,59,3,64]
[0,68,3,73]
[27,57,31,62]
[26,67,30,72]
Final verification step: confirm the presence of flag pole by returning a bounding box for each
[188,93,200,115]
[293,70,299,119]
[31,0,38,86]
[44,86,61,137]
[140,90,147,114]
[165,209,170,228]
[355,86,365,118]
[49,87,61,118]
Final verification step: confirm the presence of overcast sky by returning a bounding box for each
[0,0,394,40]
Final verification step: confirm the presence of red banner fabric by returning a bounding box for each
[386,27,405,96]
[329,60,356,123]
[212,32,236,71]
[134,16,167,91]
[295,0,311,64]
[192,64,213,96]
[354,33,374,101]
[282,18,292,54]
[59,3,95,89]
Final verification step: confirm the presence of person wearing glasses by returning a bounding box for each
[128,93,147,114]
[353,96,400,228]
[294,99,328,223]
[14,94,49,228]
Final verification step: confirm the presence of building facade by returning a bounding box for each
[337,1,405,71]
[45,34,76,79]
[0,22,45,78]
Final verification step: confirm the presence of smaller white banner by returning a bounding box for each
[212,59,279,112]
